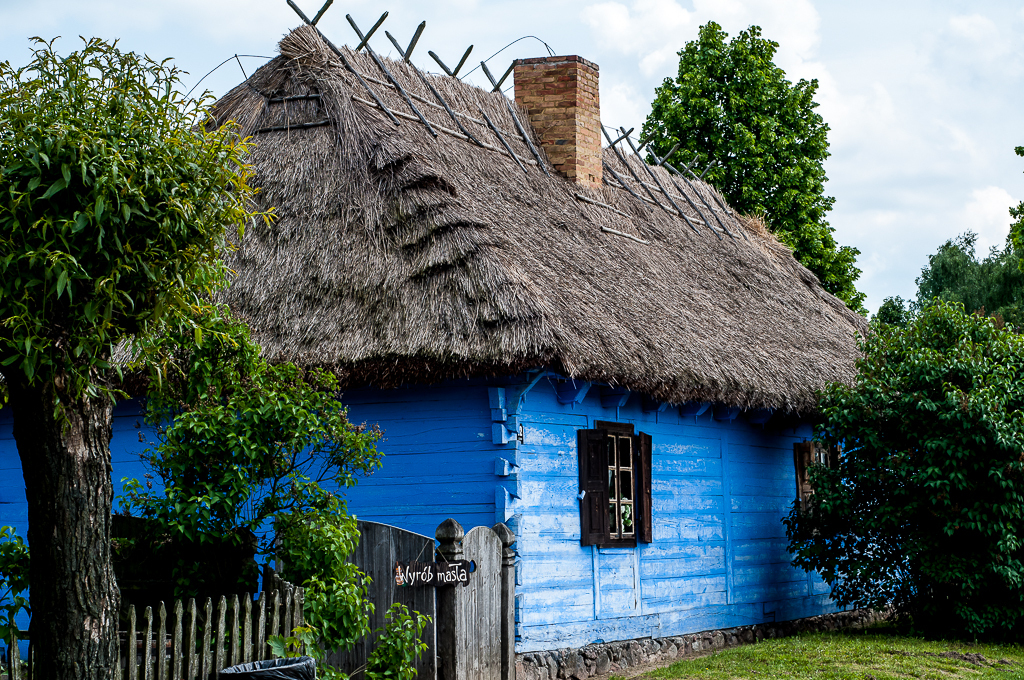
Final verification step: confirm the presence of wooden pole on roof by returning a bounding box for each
[602,162,651,210]
[385,22,425,62]
[428,45,474,78]
[285,0,401,126]
[385,24,488,148]
[676,152,747,239]
[480,108,529,174]
[346,13,439,137]
[648,145,737,240]
[618,126,698,233]
[601,125,671,213]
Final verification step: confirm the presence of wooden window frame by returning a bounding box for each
[578,421,653,548]
[794,441,839,510]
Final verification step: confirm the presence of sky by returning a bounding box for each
[2,0,1022,314]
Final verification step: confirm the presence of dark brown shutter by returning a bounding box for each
[793,441,813,507]
[637,431,653,543]
[578,428,609,546]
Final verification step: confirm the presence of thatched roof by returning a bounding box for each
[211,26,865,413]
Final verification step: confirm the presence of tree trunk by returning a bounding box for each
[5,372,120,679]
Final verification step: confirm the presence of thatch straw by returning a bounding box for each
[212,26,865,413]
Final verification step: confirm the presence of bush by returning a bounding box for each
[785,301,1024,638]
[120,304,382,599]
[272,490,430,678]
[277,485,372,656]
[0,527,29,648]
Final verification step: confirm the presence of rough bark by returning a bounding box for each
[4,371,120,679]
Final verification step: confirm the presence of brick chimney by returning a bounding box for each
[513,56,601,188]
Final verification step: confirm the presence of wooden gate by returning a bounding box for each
[436,521,514,680]
[328,521,437,680]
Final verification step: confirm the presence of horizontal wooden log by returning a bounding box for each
[351,95,536,166]
[254,119,332,134]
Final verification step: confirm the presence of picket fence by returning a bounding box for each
[6,580,303,680]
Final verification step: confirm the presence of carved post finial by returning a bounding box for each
[492,522,516,564]
[436,518,464,561]
[492,522,515,548]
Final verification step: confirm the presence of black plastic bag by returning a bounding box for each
[220,657,316,679]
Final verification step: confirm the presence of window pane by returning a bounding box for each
[608,468,616,499]
[619,437,632,469]
[619,470,632,501]
[607,435,617,468]
[608,502,617,536]
[621,502,634,535]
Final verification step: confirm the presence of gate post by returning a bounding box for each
[436,519,465,680]
[493,523,516,680]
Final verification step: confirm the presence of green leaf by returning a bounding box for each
[40,178,66,200]
[95,195,105,222]
[267,636,288,659]
[56,270,67,298]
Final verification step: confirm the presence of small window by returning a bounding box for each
[793,441,838,509]
[578,421,652,547]
[607,433,635,538]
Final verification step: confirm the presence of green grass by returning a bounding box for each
[627,626,1024,679]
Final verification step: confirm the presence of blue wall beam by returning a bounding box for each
[600,387,631,409]
[556,381,592,405]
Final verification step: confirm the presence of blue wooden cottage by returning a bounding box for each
[0,26,865,656]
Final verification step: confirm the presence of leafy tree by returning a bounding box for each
[785,301,1024,638]
[915,232,1024,326]
[1009,146,1024,253]
[873,295,913,328]
[0,38,263,677]
[642,22,865,313]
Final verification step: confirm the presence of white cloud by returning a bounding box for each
[600,80,649,135]
[947,13,998,41]
[582,0,694,64]
[936,121,981,160]
[691,0,821,67]
[961,186,1016,254]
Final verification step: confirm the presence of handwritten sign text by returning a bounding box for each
[394,560,471,587]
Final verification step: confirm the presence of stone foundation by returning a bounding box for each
[515,609,887,680]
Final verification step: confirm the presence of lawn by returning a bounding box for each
[630,625,1024,680]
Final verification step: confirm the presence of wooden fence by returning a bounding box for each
[4,519,516,680]
[6,580,303,680]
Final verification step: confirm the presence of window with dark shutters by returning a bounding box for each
[578,422,653,547]
[794,441,839,511]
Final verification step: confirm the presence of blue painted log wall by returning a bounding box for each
[336,375,839,654]
[339,382,498,538]
[0,375,839,654]
[498,377,839,652]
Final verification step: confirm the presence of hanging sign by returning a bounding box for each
[394,560,471,587]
